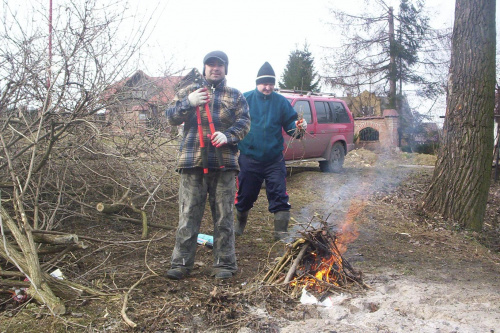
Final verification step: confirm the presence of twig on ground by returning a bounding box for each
[121,273,153,328]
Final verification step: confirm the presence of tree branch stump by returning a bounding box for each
[96,202,126,214]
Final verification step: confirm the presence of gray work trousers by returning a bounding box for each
[171,168,238,274]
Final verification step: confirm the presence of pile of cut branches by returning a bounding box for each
[263,220,368,298]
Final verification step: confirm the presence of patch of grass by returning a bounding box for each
[411,153,437,166]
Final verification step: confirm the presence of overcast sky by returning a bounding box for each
[122,0,459,121]
[130,0,457,93]
[5,0,493,121]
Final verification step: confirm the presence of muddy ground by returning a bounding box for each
[1,149,499,333]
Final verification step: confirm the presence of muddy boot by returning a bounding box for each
[235,210,249,236]
[274,211,290,241]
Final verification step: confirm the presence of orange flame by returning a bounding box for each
[336,199,365,254]
[290,200,366,292]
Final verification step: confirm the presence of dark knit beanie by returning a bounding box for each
[256,62,276,85]
[203,50,228,75]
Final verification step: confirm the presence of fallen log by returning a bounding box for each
[0,270,25,278]
[38,243,87,255]
[96,202,126,214]
[5,231,87,255]
[96,199,151,238]
[32,233,79,245]
[0,278,31,288]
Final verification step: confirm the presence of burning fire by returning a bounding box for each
[337,200,365,253]
[290,200,366,293]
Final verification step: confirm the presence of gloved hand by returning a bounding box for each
[210,132,227,148]
[188,87,209,107]
[296,118,307,130]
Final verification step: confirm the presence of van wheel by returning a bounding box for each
[319,142,345,173]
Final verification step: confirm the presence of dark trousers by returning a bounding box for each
[235,154,291,213]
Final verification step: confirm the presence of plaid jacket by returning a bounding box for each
[166,78,250,171]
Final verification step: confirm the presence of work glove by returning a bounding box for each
[296,118,307,130]
[210,132,227,148]
[188,87,209,107]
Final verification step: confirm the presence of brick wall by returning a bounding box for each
[354,109,399,150]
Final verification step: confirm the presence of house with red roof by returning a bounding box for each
[101,70,182,134]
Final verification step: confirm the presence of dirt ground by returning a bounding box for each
[1,149,499,333]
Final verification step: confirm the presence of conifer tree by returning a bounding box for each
[279,43,320,92]
[324,0,449,108]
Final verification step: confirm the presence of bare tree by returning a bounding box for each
[421,0,496,231]
[0,0,178,313]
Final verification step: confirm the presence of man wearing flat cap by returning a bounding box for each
[235,62,307,241]
[165,51,250,280]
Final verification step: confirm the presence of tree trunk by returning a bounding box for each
[0,206,66,314]
[421,0,496,231]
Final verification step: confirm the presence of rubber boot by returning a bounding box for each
[235,210,249,236]
[274,211,290,241]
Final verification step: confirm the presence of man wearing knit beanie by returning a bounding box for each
[165,51,250,280]
[256,62,276,85]
[235,62,307,241]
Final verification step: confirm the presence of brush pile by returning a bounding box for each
[263,219,368,298]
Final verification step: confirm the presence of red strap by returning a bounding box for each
[196,106,208,174]
[205,103,216,135]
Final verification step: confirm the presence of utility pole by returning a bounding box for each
[388,6,396,109]
[47,0,52,89]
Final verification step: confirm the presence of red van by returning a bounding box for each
[279,90,355,173]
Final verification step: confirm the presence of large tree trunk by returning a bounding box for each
[421,0,496,231]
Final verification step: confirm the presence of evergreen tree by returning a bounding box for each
[279,43,320,92]
[324,0,449,108]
